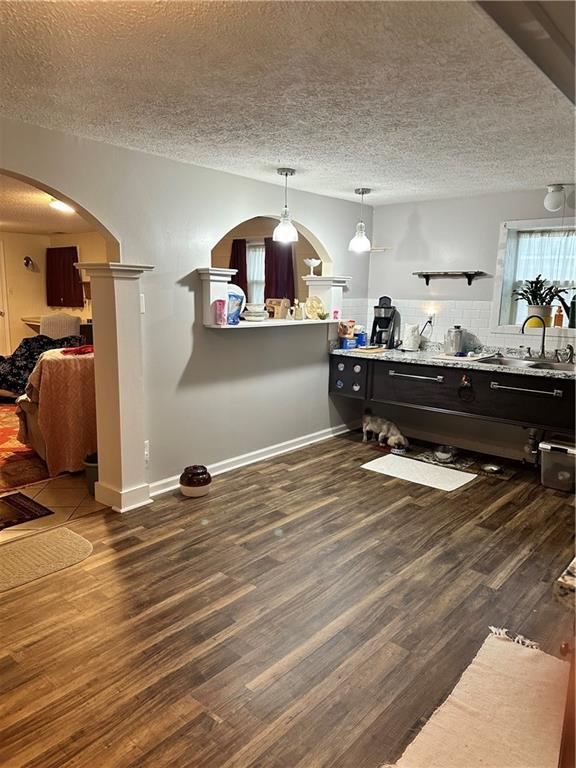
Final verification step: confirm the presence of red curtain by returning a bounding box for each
[264,238,295,302]
[46,247,84,308]
[228,239,248,295]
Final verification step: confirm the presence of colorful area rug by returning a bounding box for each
[0,404,28,453]
[0,492,53,530]
[0,405,49,491]
[381,628,570,768]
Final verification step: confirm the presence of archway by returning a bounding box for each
[0,169,151,512]
[211,215,332,305]
[0,169,120,261]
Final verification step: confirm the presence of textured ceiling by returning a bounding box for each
[0,175,95,233]
[0,1,574,204]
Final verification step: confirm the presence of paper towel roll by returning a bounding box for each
[403,324,421,351]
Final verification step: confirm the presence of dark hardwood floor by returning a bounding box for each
[0,434,574,767]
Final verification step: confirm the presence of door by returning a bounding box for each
[0,242,11,355]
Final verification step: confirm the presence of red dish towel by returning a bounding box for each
[61,345,94,356]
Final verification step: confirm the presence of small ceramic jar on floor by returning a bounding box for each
[179,465,212,497]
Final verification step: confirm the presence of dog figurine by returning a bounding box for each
[362,412,408,449]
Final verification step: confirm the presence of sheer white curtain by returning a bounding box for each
[515,230,575,284]
[510,229,575,323]
[246,244,265,305]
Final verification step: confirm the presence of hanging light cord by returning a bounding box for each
[359,190,364,224]
[284,172,288,210]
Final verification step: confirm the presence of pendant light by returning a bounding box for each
[273,168,299,243]
[349,188,371,253]
[49,198,75,213]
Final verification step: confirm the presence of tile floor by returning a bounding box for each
[0,472,108,543]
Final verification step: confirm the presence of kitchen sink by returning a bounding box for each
[530,361,576,372]
[476,356,575,372]
[476,356,537,368]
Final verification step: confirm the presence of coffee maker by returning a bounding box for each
[370,296,401,347]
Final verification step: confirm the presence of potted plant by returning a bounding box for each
[512,275,567,327]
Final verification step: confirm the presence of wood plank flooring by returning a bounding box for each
[0,434,574,767]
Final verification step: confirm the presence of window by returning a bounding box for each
[494,219,576,329]
[246,243,265,305]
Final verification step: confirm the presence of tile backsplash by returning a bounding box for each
[341,297,574,352]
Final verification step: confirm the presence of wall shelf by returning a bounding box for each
[197,267,351,329]
[413,270,487,286]
[205,318,338,329]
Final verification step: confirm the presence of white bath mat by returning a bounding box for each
[362,454,476,491]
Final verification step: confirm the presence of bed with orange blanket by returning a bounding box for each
[16,349,97,475]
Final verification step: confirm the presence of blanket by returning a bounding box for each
[0,334,81,395]
[18,349,97,475]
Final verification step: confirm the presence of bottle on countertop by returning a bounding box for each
[554,306,564,327]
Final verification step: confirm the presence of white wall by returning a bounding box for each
[366,188,576,346]
[0,232,49,349]
[0,117,369,484]
[369,189,575,302]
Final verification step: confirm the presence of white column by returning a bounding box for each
[197,267,237,326]
[77,262,154,512]
[302,275,352,319]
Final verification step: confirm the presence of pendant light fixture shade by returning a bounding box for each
[349,188,371,253]
[273,168,299,243]
[544,184,565,212]
[349,221,371,253]
[49,198,75,213]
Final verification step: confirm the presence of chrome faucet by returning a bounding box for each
[555,344,574,364]
[521,315,547,358]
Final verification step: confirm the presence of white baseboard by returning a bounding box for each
[149,422,355,498]
[95,480,153,513]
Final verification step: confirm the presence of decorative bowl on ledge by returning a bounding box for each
[303,258,321,275]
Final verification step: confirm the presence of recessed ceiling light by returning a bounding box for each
[49,198,75,213]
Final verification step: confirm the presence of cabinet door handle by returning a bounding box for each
[389,369,444,383]
[490,381,563,398]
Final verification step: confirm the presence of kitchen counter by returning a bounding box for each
[330,347,574,433]
[331,348,576,380]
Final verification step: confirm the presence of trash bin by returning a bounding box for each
[84,453,99,496]
[539,438,575,492]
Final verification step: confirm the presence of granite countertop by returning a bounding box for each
[554,557,575,612]
[330,348,576,380]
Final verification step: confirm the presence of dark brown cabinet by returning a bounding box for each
[371,362,458,409]
[329,356,368,399]
[330,356,574,433]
